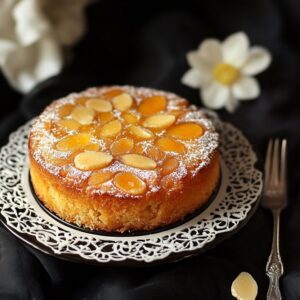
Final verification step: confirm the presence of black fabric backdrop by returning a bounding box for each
[0,0,300,299]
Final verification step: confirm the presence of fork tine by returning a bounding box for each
[264,139,273,186]
[270,138,280,187]
[280,139,287,189]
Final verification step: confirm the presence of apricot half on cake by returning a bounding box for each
[29,86,220,232]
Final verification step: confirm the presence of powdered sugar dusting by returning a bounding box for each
[29,86,219,197]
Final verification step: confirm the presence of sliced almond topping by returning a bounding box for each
[59,104,75,118]
[120,154,157,170]
[55,133,92,151]
[71,106,95,125]
[128,125,154,140]
[122,112,138,124]
[161,157,179,176]
[99,119,122,138]
[88,172,115,186]
[111,138,133,155]
[155,137,186,154]
[138,95,167,115]
[113,172,146,195]
[86,98,112,112]
[57,119,80,131]
[166,123,204,140]
[74,151,113,170]
[97,112,114,124]
[112,93,133,111]
[142,114,175,129]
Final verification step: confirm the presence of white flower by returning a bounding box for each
[181,32,272,112]
[0,0,91,93]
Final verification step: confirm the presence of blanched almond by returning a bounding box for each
[142,114,175,129]
[99,119,122,138]
[128,125,154,140]
[113,172,146,195]
[57,119,80,131]
[55,133,92,151]
[120,154,156,170]
[112,93,133,111]
[71,106,95,125]
[166,123,203,140]
[74,151,113,170]
[86,98,112,112]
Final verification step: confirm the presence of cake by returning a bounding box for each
[29,86,220,232]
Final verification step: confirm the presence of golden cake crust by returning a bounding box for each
[29,86,220,232]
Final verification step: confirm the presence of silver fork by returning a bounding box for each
[262,138,287,300]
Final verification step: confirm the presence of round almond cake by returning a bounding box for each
[29,86,220,232]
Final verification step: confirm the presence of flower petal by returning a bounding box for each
[187,51,213,72]
[222,32,249,67]
[201,81,231,109]
[13,0,50,46]
[225,94,239,113]
[181,68,211,88]
[232,76,260,100]
[242,46,271,75]
[198,39,222,64]
[2,36,63,93]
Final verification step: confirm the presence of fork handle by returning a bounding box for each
[266,209,283,300]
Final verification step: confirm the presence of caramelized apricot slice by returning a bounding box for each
[146,145,165,161]
[55,133,92,151]
[161,157,179,176]
[102,89,123,98]
[121,154,157,170]
[113,172,146,195]
[74,151,113,170]
[138,96,166,115]
[57,119,80,131]
[99,120,122,138]
[111,138,133,155]
[86,98,112,112]
[79,124,94,133]
[97,112,114,124]
[128,125,154,140]
[71,106,95,125]
[142,114,175,129]
[166,123,203,140]
[88,172,115,186]
[112,93,133,111]
[59,104,75,118]
[155,137,186,154]
[85,143,100,151]
[122,112,138,124]
[75,97,89,106]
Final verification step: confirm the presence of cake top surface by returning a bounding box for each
[29,86,219,197]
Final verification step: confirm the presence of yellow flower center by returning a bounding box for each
[213,63,240,85]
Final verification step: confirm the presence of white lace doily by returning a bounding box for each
[0,113,263,265]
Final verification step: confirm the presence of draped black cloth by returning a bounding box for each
[0,0,300,299]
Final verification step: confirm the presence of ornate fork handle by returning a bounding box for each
[266,209,283,300]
